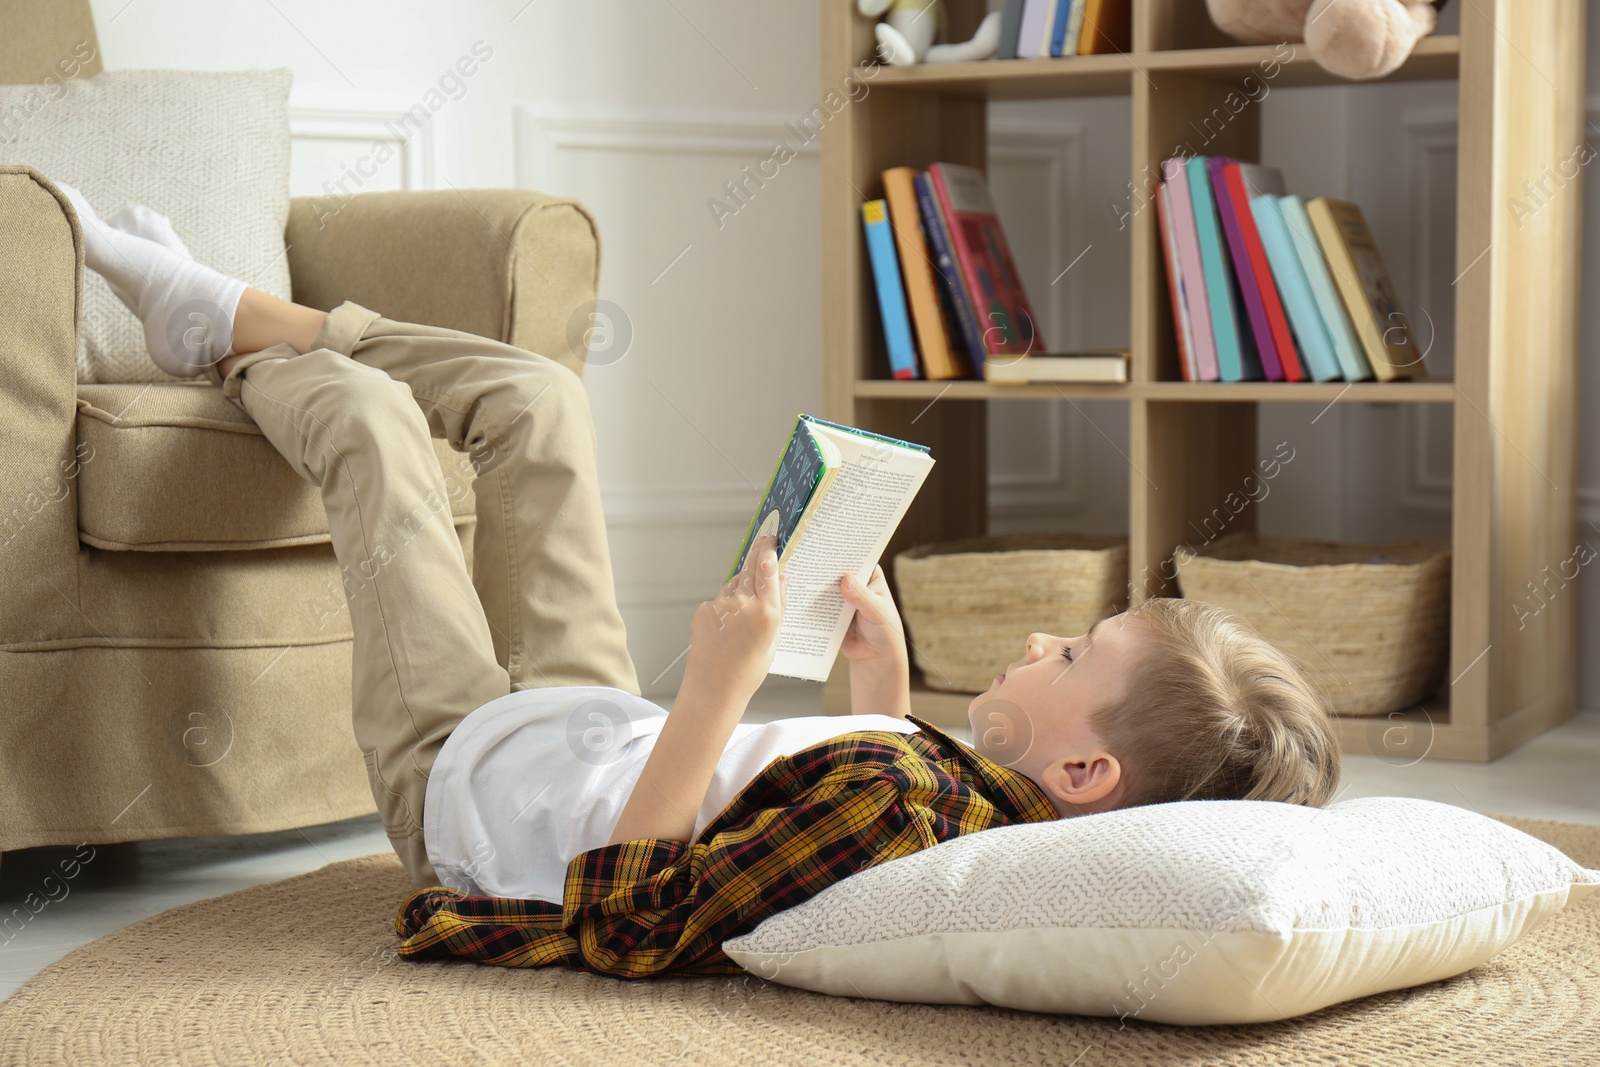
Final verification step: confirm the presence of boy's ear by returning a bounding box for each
[1042,753,1122,814]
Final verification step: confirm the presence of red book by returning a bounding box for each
[1221,162,1305,382]
[927,162,1042,374]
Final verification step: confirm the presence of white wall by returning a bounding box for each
[91,1,1598,708]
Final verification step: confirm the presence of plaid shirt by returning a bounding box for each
[393,717,1057,977]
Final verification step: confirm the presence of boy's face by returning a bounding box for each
[966,612,1145,815]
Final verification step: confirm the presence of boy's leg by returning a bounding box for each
[220,344,512,886]
[299,301,640,696]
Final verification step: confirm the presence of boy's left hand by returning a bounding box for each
[839,564,908,669]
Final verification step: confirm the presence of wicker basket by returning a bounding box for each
[1173,532,1451,717]
[893,532,1128,694]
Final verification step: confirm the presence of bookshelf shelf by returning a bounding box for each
[866,35,1460,101]
[820,0,1584,762]
[854,378,1460,403]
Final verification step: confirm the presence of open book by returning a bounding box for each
[728,415,935,682]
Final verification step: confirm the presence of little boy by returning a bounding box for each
[57,179,1339,981]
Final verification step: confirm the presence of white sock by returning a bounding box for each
[54,180,245,378]
[108,204,193,259]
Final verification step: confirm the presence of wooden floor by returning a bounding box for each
[2,680,1595,1002]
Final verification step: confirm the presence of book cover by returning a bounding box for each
[1016,0,1052,59]
[929,162,1043,367]
[731,415,935,682]
[987,349,1129,383]
[1050,0,1085,57]
[1154,183,1196,381]
[1250,194,1343,381]
[1224,161,1304,381]
[1277,194,1372,381]
[914,170,987,372]
[1306,197,1424,381]
[996,0,1029,60]
[1162,156,1219,381]
[1209,157,1288,381]
[1186,156,1261,381]
[883,167,968,380]
[861,199,920,380]
[1035,0,1062,57]
[1078,0,1131,54]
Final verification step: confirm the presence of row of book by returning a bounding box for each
[1154,156,1426,382]
[860,162,1046,382]
[994,0,1131,60]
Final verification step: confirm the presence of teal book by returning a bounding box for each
[861,199,920,380]
[730,415,935,682]
[1276,194,1374,382]
[1186,156,1261,381]
[1250,194,1343,382]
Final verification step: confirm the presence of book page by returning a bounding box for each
[769,427,934,682]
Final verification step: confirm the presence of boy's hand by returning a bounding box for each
[684,535,787,706]
[839,564,908,668]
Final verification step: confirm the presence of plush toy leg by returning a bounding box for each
[1304,0,1438,80]
[924,10,1004,64]
[877,6,939,66]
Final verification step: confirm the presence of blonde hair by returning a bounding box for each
[1090,598,1340,808]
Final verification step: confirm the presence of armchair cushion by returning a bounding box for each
[75,382,475,552]
[0,68,293,384]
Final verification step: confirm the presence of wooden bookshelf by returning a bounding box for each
[818,0,1585,762]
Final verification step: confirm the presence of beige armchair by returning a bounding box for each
[0,8,605,861]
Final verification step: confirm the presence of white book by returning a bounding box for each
[729,415,935,683]
[986,350,1130,383]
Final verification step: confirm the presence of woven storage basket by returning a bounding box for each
[893,532,1128,694]
[1174,532,1451,717]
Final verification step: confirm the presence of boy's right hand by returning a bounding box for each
[684,535,787,705]
[839,563,909,669]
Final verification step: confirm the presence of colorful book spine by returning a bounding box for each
[1209,157,1288,381]
[1078,0,1131,54]
[1250,194,1343,382]
[1035,0,1062,57]
[882,168,967,379]
[1162,157,1219,381]
[1154,182,1196,381]
[913,170,987,375]
[1306,197,1424,381]
[1016,0,1052,59]
[860,199,920,380]
[928,161,1042,362]
[1186,156,1260,381]
[1051,0,1085,57]
[996,0,1029,60]
[1277,194,1372,381]
[1223,161,1304,381]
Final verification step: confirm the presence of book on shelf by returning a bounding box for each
[1277,194,1373,381]
[928,162,1042,372]
[1077,0,1131,54]
[1153,182,1197,381]
[996,0,1029,60]
[729,415,935,682]
[1305,197,1426,381]
[860,199,920,380]
[1050,0,1085,58]
[913,170,988,373]
[997,0,1128,58]
[883,167,969,380]
[1160,156,1220,381]
[986,349,1130,383]
[1016,0,1053,60]
[1184,156,1262,381]
[1249,194,1344,382]
[1213,159,1304,382]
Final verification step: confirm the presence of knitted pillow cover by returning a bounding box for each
[722,796,1600,1025]
[0,68,293,384]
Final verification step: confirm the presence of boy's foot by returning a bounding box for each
[53,179,244,378]
[107,203,193,259]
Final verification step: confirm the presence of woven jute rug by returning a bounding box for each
[1,816,1596,1066]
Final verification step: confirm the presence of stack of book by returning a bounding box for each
[862,162,1129,384]
[1154,155,1426,383]
[994,0,1131,60]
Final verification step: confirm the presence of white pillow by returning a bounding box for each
[723,797,1600,1025]
[0,68,292,384]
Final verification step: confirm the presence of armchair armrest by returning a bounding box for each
[285,188,602,379]
[0,165,86,644]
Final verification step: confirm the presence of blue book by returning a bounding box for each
[913,170,987,376]
[1250,194,1343,382]
[1185,156,1261,381]
[1276,194,1373,381]
[861,198,919,380]
[1050,0,1086,57]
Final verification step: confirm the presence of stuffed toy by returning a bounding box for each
[1205,0,1448,81]
[857,0,1004,66]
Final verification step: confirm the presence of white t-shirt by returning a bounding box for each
[423,686,918,903]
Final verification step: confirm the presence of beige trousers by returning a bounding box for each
[211,301,640,887]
